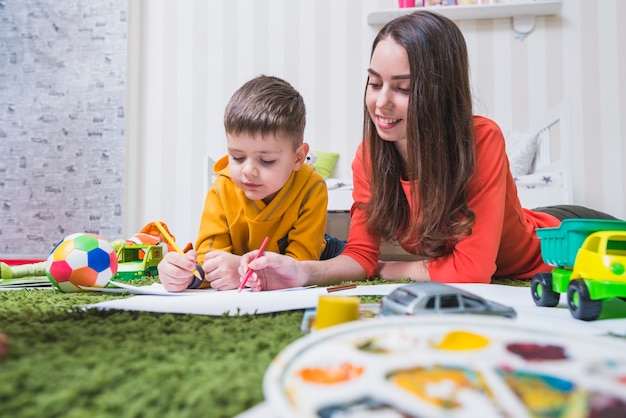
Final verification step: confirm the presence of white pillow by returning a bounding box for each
[514,172,563,188]
[505,131,539,176]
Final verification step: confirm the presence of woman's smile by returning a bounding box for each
[376,115,402,128]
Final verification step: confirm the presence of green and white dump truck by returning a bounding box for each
[531,219,626,321]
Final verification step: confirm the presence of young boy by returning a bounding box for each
[158,75,344,291]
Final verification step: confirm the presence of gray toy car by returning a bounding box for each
[379,282,516,319]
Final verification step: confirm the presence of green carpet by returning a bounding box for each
[0,277,527,418]
[0,284,304,417]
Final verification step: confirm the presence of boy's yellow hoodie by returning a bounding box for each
[195,155,328,263]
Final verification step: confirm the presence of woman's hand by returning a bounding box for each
[157,250,198,292]
[238,251,307,291]
[202,251,243,290]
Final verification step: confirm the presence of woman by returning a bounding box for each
[239,11,616,291]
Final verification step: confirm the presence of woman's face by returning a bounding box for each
[365,37,410,156]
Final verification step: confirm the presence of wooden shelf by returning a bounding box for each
[367,1,563,36]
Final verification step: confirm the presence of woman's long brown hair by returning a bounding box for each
[363,11,476,258]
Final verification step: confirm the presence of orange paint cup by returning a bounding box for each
[314,295,360,331]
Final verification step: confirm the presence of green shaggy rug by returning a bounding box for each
[0,277,526,418]
[0,284,304,418]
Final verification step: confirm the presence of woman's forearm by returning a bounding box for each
[301,255,367,286]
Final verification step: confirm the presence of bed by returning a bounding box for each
[509,98,572,209]
[326,98,573,216]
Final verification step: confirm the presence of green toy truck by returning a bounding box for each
[531,219,626,321]
[114,244,163,281]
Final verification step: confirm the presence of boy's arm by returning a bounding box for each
[283,179,329,260]
[195,182,234,263]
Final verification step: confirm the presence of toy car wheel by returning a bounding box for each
[567,279,601,321]
[530,273,560,307]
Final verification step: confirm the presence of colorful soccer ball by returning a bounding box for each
[46,233,118,292]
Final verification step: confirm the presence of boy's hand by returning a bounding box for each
[202,251,243,290]
[157,250,197,292]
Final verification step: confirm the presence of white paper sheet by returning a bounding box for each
[84,283,626,336]
[85,284,401,316]
[84,281,317,296]
[452,283,626,337]
[86,290,317,316]
[86,284,399,316]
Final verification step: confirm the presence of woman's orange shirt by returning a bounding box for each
[342,116,559,283]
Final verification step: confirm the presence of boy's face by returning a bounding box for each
[226,131,308,204]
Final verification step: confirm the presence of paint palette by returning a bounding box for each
[264,316,626,417]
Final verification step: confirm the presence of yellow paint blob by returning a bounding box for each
[436,330,490,351]
[389,366,492,409]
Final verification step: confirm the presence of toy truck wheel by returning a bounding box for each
[567,279,602,321]
[530,273,560,307]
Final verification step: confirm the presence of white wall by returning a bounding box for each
[125,0,626,245]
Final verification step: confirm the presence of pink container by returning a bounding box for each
[398,0,416,7]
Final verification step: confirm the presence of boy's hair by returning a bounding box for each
[224,75,306,149]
